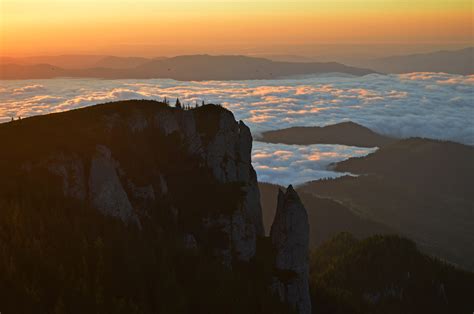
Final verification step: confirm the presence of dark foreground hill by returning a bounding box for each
[259,122,394,147]
[310,233,474,314]
[301,138,474,270]
[0,100,311,314]
[260,182,474,313]
[259,183,474,314]
[0,55,375,80]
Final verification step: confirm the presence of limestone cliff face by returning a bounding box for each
[88,145,141,227]
[270,185,311,314]
[149,105,264,265]
[1,100,312,311]
[19,101,263,267]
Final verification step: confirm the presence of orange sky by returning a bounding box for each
[1,0,472,57]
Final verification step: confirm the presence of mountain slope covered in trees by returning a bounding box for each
[301,138,474,270]
[310,233,474,314]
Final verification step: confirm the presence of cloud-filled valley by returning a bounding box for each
[1,73,472,185]
[252,142,376,186]
[1,73,472,144]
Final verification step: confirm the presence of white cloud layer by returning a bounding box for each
[252,142,376,186]
[1,73,472,185]
[1,73,472,144]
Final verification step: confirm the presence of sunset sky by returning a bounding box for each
[1,0,472,57]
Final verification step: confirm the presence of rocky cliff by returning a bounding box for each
[270,186,311,314]
[0,100,310,313]
[1,100,265,267]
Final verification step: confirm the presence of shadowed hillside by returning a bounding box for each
[310,233,474,314]
[259,183,393,245]
[301,138,474,270]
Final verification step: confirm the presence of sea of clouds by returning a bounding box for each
[253,142,376,186]
[1,73,472,185]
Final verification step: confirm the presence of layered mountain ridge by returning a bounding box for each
[0,55,375,80]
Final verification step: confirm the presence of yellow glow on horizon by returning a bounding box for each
[1,0,473,56]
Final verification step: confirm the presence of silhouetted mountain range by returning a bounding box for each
[259,122,395,147]
[93,56,159,69]
[0,63,69,79]
[0,55,375,80]
[3,47,471,77]
[0,54,107,69]
[357,47,473,74]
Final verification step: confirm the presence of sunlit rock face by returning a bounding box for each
[270,185,311,314]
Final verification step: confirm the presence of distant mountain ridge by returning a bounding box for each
[0,54,375,80]
[4,47,471,76]
[93,56,157,69]
[358,47,474,75]
[0,54,107,69]
[259,121,395,147]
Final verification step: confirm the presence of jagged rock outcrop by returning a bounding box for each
[0,100,313,312]
[9,100,264,267]
[149,104,264,265]
[270,185,311,314]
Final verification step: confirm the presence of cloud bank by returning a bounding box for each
[252,142,376,186]
[1,73,472,145]
[1,73,472,186]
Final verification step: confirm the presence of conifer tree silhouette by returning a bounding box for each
[175,98,182,109]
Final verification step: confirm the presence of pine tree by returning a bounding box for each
[175,98,182,109]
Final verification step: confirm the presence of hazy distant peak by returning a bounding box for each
[93,56,152,69]
[161,54,273,63]
[1,54,375,80]
[359,47,474,75]
[383,46,473,59]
